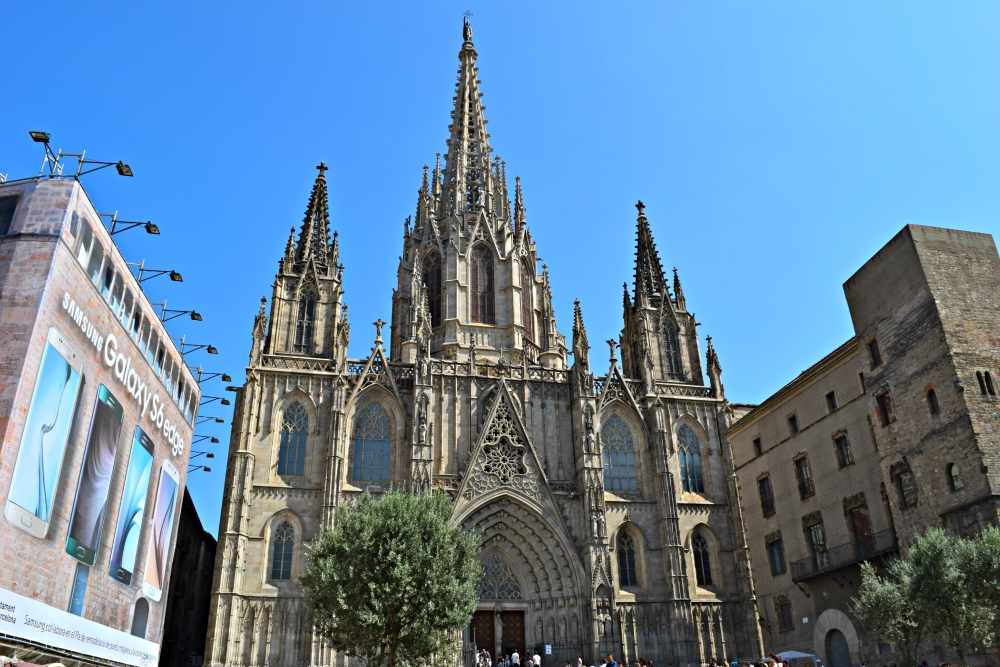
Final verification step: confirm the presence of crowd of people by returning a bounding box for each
[476,651,954,667]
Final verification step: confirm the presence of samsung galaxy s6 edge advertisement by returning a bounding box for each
[109,427,154,585]
[5,327,84,538]
[142,459,179,601]
[66,384,125,565]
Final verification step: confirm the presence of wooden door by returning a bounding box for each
[472,611,495,655]
[500,611,524,657]
[850,508,874,557]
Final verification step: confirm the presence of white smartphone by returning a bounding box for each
[141,459,180,602]
[5,327,84,538]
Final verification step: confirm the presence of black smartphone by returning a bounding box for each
[66,385,125,565]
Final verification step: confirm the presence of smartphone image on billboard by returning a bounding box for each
[5,327,84,538]
[66,385,125,565]
[142,459,180,602]
[108,427,154,585]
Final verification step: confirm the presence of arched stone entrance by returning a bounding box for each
[813,609,859,667]
[459,495,587,666]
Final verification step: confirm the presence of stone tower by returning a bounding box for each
[204,18,762,667]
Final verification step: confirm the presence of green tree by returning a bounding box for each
[301,490,481,667]
[908,528,991,664]
[851,559,925,667]
[961,525,1000,652]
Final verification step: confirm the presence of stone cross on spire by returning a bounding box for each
[635,200,645,216]
[316,161,328,176]
[463,11,473,41]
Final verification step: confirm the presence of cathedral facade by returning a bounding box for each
[204,20,763,667]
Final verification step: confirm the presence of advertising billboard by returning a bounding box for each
[0,180,198,667]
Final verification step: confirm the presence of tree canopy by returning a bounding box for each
[301,490,481,667]
[851,526,1000,667]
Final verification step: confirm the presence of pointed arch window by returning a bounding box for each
[470,244,495,324]
[692,533,713,586]
[278,402,308,476]
[352,402,391,484]
[294,288,316,353]
[520,260,534,340]
[270,521,294,581]
[617,532,638,587]
[602,414,638,492]
[678,424,705,493]
[422,249,442,327]
[663,319,683,380]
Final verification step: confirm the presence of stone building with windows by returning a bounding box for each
[203,19,763,667]
[727,224,1000,667]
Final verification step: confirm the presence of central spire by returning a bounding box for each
[441,15,494,218]
[294,162,332,270]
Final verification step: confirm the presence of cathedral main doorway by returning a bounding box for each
[469,609,525,659]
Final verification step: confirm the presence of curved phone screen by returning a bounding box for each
[109,428,153,583]
[8,340,83,522]
[67,385,124,561]
[143,467,178,593]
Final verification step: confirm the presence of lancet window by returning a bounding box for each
[476,553,522,600]
[520,260,534,340]
[617,532,638,587]
[422,249,442,327]
[678,424,705,493]
[277,402,308,476]
[602,414,638,492]
[294,288,316,354]
[270,521,294,581]
[352,402,391,484]
[692,533,713,587]
[663,319,683,380]
[470,244,495,324]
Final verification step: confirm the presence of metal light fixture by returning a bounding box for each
[174,336,217,357]
[99,212,160,236]
[207,345,218,354]
[190,450,215,460]
[152,302,202,323]
[127,260,183,284]
[116,162,133,177]
[188,465,212,473]
[222,373,232,382]
[200,395,231,407]
[196,415,226,425]
[29,131,51,143]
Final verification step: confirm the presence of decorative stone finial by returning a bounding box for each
[606,339,618,364]
[635,200,645,216]
[463,11,473,42]
[373,319,386,345]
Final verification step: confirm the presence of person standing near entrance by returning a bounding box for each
[512,650,520,667]
[604,655,618,667]
[533,651,542,667]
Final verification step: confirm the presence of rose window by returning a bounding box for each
[482,437,525,483]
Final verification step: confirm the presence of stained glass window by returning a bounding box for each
[678,425,704,493]
[470,244,495,324]
[617,533,638,586]
[602,414,637,492]
[294,288,316,353]
[693,533,713,586]
[270,521,293,581]
[277,402,308,476]
[352,402,391,484]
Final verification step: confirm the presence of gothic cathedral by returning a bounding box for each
[205,19,763,667]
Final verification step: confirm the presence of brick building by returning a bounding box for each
[0,176,198,667]
[727,224,1000,667]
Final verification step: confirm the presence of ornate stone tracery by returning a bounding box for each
[464,395,541,502]
[477,553,523,600]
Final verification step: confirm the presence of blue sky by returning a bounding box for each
[3,2,998,536]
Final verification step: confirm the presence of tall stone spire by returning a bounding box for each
[673,266,687,311]
[441,16,494,218]
[633,200,667,308]
[294,162,332,270]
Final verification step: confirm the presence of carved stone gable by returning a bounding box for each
[464,397,541,502]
